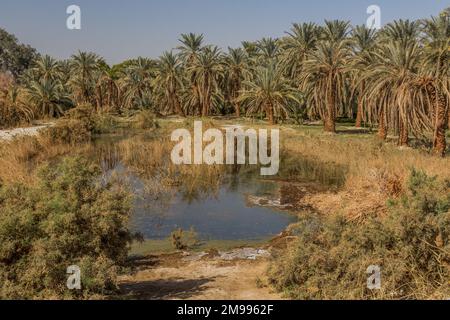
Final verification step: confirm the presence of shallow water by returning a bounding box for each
[93,133,297,241]
[132,174,297,240]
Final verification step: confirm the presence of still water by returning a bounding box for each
[94,134,297,241]
[131,174,297,240]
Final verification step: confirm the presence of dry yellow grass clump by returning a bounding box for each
[0,135,92,185]
[279,125,450,220]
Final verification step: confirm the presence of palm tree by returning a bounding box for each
[69,51,100,105]
[350,25,378,127]
[188,46,223,117]
[256,38,281,62]
[224,47,250,117]
[120,57,155,110]
[420,13,450,156]
[280,22,319,84]
[97,61,121,111]
[366,20,421,145]
[25,79,70,117]
[300,20,352,133]
[380,19,420,45]
[363,39,424,146]
[177,33,204,115]
[154,51,184,116]
[0,84,34,126]
[239,61,301,124]
[33,55,62,82]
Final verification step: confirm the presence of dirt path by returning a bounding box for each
[0,123,54,141]
[119,252,283,300]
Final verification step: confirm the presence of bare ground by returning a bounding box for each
[118,252,283,300]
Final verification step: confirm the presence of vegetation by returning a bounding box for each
[0,6,449,300]
[170,228,199,251]
[1,8,448,153]
[0,157,139,299]
[268,170,450,299]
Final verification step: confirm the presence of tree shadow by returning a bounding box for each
[119,277,215,300]
[336,128,372,135]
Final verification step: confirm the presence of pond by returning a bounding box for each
[132,174,297,240]
[93,133,298,241]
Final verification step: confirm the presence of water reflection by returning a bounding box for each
[92,133,298,240]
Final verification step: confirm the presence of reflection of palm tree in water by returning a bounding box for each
[97,143,121,172]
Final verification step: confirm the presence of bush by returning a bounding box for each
[268,169,450,299]
[132,110,159,130]
[0,156,139,299]
[42,105,96,145]
[170,227,198,250]
[42,119,92,145]
[92,114,118,134]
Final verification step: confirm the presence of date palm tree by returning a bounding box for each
[350,25,378,127]
[300,20,352,133]
[280,22,319,84]
[69,51,100,105]
[256,38,281,63]
[365,20,421,145]
[239,61,301,124]
[32,55,62,82]
[97,61,121,111]
[25,79,70,117]
[363,39,424,146]
[224,47,250,117]
[0,84,34,126]
[188,46,223,117]
[420,13,450,156]
[154,51,184,116]
[120,57,155,110]
[178,33,204,115]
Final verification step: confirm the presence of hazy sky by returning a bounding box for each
[0,0,448,64]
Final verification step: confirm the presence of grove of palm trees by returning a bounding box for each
[1,8,449,154]
[0,5,449,301]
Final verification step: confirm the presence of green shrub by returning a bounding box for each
[92,114,118,134]
[268,169,450,299]
[0,156,140,299]
[132,110,159,130]
[42,119,92,145]
[169,227,199,251]
[41,105,97,145]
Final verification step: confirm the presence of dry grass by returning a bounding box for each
[278,125,450,220]
[2,117,449,221]
[0,134,92,184]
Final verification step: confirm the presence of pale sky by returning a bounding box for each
[0,0,448,64]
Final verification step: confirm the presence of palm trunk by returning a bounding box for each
[378,108,387,140]
[266,103,275,125]
[432,90,447,157]
[95,86,102,113]
[447,105,450,131]
[324,85,336,133]
[174,96,184,117]
[235,100,240,117]
[355,81,365,128]
[107,81,113,107]
[398,118,409,147]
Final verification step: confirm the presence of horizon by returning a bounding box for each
[0,0,449,64]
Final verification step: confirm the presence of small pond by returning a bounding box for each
[93,132,299,241]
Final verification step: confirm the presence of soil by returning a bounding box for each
[118,251,283,300]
